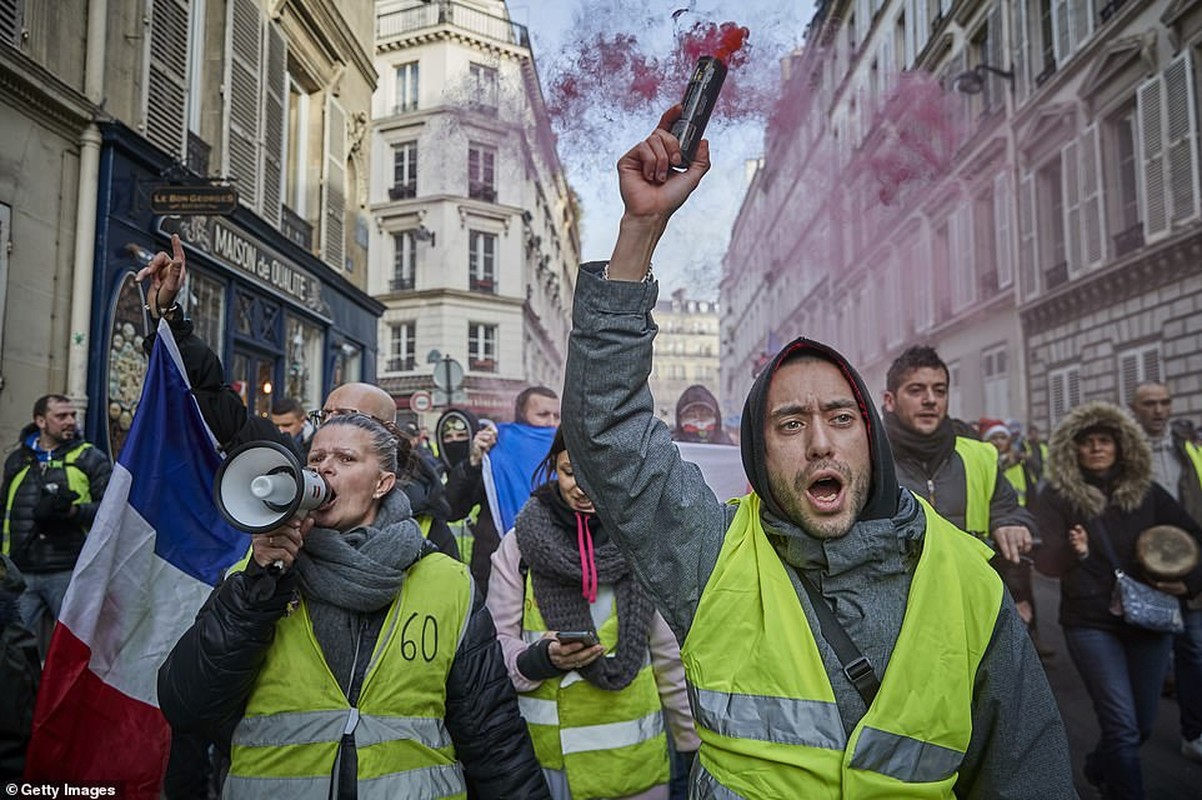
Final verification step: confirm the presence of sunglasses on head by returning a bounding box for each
[308,407,404,440]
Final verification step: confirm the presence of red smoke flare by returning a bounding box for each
[679,21,751,66]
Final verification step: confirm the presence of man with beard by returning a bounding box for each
[2,395,111,657]
[560,108,1073,796]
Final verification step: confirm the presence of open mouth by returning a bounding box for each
[317,489,337,512]
[805,473,845,513]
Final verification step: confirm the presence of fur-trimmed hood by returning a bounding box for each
[1047,401,1152,519]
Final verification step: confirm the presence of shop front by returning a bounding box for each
[86,123,383,457]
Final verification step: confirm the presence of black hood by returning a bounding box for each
[739,337,899,523]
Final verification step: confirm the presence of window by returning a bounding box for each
[389,322,416,372]
[950,204,975,311]
[391,232,415,291]
[1038,0,1055,81]
[468,144,497,202]
[982,344,1008,418]
[1036,156,1067,288]
[395,61,419,113]
[321,96,347,270]
[188,270,227,357]
[1118,344,1162,406]
[332,343,362,386]
[1049,365,1081,427]
[468,323,497,371]
[285,316,322,410]
[469,231,497,292]
[285,78,310,218]
[1106,106,1141,254]
[469,63,499,110]
[994,173,1014,288]
[391,142,417,200]
[947,360,962,421]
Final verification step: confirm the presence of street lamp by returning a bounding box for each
[952,63,1016,95]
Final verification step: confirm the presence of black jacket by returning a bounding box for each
[158,557,548,799]
[1032,402,1202,629]
[152,317,547,797]
[403,453,460,560]
[2,431,112,574]
[446,459,498,593]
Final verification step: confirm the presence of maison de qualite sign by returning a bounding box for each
[156,215,331,318]
[149,185,239,216]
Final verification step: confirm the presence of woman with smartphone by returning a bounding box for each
[487,428,698,799]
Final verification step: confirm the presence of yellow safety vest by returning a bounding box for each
[1186,441,1202,491]
[3,443,95,554]
[518,575,669,799]
[682,492,1002,799]
[224,553,474,799]
[954,437,998,538]
[1001,461,1029,507]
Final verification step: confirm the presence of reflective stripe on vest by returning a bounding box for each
[954,437,998,537]
[519,575,668,797]
[226,553,473,798]
[3,443,94,553]
[682,492,1003,799]
[1002,461,1029,506]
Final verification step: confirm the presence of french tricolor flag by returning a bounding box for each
[24,320,246,797]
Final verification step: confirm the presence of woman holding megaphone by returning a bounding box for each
[144,236,549,798]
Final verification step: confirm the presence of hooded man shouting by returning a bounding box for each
[561,107,1075,798]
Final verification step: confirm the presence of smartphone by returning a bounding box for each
[555,630,599,647]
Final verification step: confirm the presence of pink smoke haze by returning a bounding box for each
[679,21,751,65]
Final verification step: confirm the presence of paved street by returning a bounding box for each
[1033,573,1202,799]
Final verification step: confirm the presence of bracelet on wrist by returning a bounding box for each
[602,262,655,283]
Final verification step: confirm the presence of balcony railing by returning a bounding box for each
[389,184,416,201]
[390,276,415,292]
[281,205,313,251]
[1113,222,1144,257]
[377,1,529,48]
[469,357,497,372]
[387,357,416,372]
[1045,260,1069,289]
[469,183,497,203]
[186,132,211,175]
[470,276,495,293]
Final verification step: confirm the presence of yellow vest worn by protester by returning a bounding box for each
[223,552,475,800]
[518,574,669,799]
[681,493,1003,799]
[1001,461,1029,507]
[3,442,95,552]
[954,436,998,538]
[1186,441,1202,491]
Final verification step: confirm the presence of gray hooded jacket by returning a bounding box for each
[562,263,1075,798]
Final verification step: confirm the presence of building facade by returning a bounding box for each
[0,0,382,454]
[649,290,722,425]
[369,0,580,423]
[722,0,1202,434]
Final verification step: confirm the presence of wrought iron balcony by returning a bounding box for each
[377,1,529,48]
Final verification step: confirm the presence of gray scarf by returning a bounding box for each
[292,489,426,694]
[514,488,655,691]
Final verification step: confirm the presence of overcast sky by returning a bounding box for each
[507,0,815,300]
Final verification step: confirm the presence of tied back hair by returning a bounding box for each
[320,413,400,475]
[533,427,568,489]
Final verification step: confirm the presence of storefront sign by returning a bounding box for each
[158,216,330,317]
[150,185,238,215]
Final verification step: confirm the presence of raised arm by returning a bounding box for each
[561,109,732,639]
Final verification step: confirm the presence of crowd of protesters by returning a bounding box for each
[5,107,1202,800]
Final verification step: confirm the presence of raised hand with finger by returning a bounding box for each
[135,233,188,320]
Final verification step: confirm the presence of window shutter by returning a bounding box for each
[914,0,928,55]
[1080,125,1105,267]
[0,0,22,46]
[1052,0,1069,66]
[1050,371,1065,424]
[1165,53,1200,224]
[1019,173,1038,298]
[950,204,975,310]
[225,0,263,209]
[145,0,190,158]
[322,95,347,270]
[1119,353,1139,405]
[995,172,1013,287]
[1137,72,1168,238]
[261,22,287,225]
[1061,140,1082,273]
[1067,368,1080,408]
[986,6,1004,113]
[1143,348,1161,384]
[904,0,916,67]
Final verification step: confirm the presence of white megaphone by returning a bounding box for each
[214,440,332,533]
